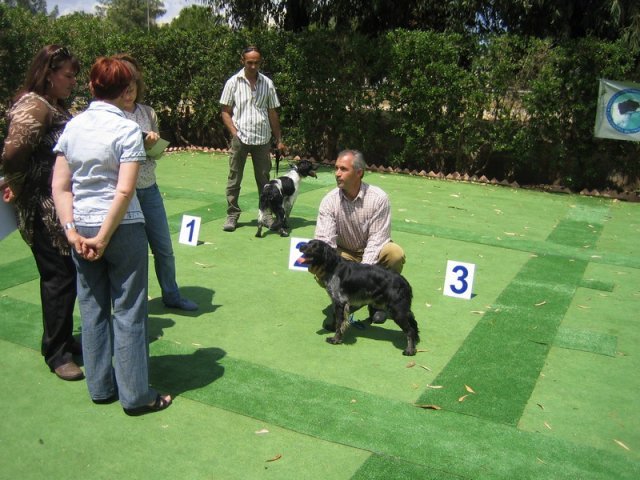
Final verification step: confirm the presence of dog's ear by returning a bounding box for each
[319,240,339,269]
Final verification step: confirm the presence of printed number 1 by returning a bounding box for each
[450,265,469,294]
[185,219,195,243]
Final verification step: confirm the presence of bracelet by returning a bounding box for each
[64,222,76,231]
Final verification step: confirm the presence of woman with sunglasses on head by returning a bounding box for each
[1,45,83,381]
[52,56,171,416]
[113,53,197,312]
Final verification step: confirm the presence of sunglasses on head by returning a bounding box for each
[49,47,71,67]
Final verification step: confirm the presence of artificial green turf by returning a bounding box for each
[553,327,617,356]
[144,339,639,479]
[0,340,371,480]
[0,256,38,290]
[1,152,638,479]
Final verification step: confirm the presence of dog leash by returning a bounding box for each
[347,313,367,330]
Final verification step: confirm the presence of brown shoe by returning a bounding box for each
[54,361,85,381]
[222,216,238,232]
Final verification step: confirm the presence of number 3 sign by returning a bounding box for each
[443,260,476,300]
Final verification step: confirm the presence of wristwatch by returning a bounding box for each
[64,222,76,231]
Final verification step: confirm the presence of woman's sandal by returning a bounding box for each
[123,394,172,416]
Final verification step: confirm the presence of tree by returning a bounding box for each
[171,5,225,30]
[1,0,47,14]
[198,0,640,46]
[96,0,166,31]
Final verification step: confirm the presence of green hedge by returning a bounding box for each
[1,5,639,190]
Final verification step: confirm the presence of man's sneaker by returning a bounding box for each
[223,216,238,232]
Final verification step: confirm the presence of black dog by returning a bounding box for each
[256,160,318,237]
[299,239,419,356]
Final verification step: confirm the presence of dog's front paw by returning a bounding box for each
[279,229,289,237]
[326,336,342,345]
[402,348,417,356]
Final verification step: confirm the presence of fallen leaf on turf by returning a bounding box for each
[537,403,544,410]
[405,361,416,368]
[194,262,213,268]
[350,399,357,404]
[416,349,429,353]
[465,385,476,394]
[471,310,485,315]
[535,301,547,307]
[578,305,590,309]
[544,421,552,430]
[255,429,269,435]
[266,454,282,462]
[415,404,442,410]
[418,364,432,371]
[426,384,443,389]
[614,439,630,451]
[503,232,516,236]
[458,394,469,402]
[536,458,546,464]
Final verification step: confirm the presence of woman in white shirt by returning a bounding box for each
[52,56,171,416]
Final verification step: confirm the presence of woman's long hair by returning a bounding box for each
[16,44,80,107]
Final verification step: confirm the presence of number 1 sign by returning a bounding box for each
[178,215,201,246]
[443,260,476,300]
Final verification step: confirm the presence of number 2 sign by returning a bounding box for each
[443,260,476,300]
[288,237,311,271]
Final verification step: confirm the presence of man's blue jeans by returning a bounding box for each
[137,183,181,306]
[73,222,157,409]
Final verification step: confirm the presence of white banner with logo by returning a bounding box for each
[594,79,640,142]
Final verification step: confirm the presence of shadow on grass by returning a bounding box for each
[148,287,219,316]
[150,347,226,398]
[148,316,176,343]
[315,304,408,353]
[233,216,316,236]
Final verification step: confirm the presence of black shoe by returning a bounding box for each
[92,394,118,405]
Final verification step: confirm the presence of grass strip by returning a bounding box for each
[416,212,606,425]
[350,454,464,480]
[0,256,38,290]
[579,278,615,292]
[147,339,638,480]
[417,254,587,425]
[553,327,618,357]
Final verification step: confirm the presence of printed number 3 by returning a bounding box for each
[450,265,469,294]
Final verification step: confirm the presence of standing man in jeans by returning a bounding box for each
[219,46,286,232]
